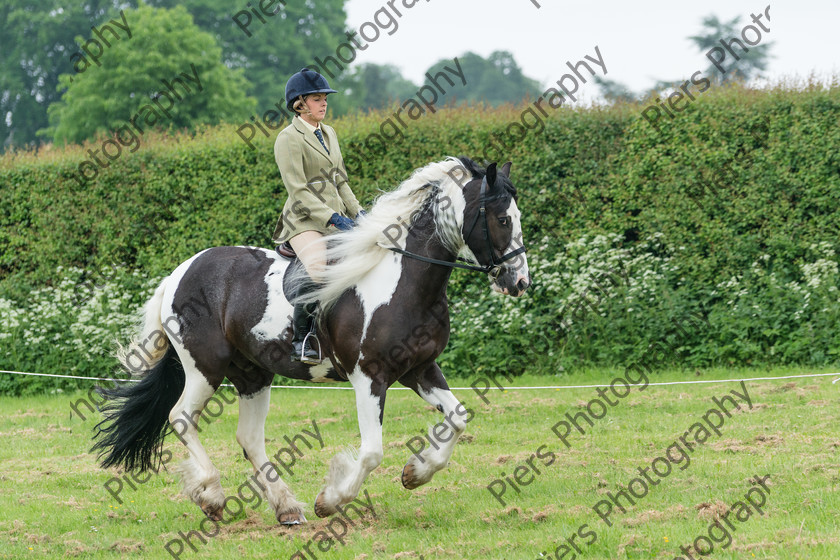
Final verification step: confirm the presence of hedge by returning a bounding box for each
[1,81,839,394]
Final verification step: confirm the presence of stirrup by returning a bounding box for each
[300,331,322,365]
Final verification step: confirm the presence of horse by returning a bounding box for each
[92,156,531,525]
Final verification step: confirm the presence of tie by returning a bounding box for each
[314,129,329,154]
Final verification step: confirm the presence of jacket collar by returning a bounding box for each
[293,116,332,163]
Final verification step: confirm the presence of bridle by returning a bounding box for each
[387,175,527,278]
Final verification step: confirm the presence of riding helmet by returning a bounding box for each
[285,68,338,112]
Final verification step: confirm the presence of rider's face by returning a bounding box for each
[303,94,328,124]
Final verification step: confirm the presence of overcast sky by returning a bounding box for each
[343,0,838,101]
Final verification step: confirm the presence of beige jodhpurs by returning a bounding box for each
[288,230,327,282]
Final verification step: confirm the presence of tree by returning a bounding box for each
[594,12,775,105]
[0,0,128,149]
[424,51,543,107]
[342,63,418,110]
[149,0,349,115]
[689,15,773,83]
[593,76,637,104]
[46,3,255,145]
[0,0,349,150]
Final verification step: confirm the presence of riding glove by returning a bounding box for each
[328,213,355,231]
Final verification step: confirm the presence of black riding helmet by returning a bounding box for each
[284,68,338,112]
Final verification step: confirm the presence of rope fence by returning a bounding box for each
[2,368,839,391]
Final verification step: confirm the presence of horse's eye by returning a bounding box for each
[498,217,509,226]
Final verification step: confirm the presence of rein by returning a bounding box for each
[386,247,499,274]
[387,176,526,277]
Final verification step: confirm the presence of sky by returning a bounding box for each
[343,0,839,101]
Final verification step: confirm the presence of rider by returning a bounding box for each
[272,67,364,364]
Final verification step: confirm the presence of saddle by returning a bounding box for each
[277,243,303,301]
[275,241,297,259]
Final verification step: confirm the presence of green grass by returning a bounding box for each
[1,366,839,559]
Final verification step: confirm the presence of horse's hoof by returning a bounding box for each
[201,504,224,521]
[401,462,424,490]
[277,510,306,525]
[314,492,336,518]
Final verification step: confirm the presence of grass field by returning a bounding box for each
[1,366,839,560]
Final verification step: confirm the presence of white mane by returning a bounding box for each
[291,157,474,311]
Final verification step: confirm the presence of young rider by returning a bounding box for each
[272,68,364,364]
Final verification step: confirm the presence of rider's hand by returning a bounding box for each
[328,213,355,231]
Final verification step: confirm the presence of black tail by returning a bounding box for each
[91,345,185,473]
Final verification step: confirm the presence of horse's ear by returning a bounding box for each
[500,161,512,178]
[485,162,497,189]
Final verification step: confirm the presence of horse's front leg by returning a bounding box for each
[399,362,471,490]
[314,368,386,517]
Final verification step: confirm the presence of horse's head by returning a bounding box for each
[460,159,531,297]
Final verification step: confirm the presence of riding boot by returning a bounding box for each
[291,300,321,365]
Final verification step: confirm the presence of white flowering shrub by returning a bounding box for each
[0,266,159,395]
[440,233,840,376]
[707,242,840,365]
[441,232,690,375]
[1,235,838,393]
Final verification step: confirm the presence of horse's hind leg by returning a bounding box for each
[399,363,471,490]
[235,384,306,524]
[168,364,227,520]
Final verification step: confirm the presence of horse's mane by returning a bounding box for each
[289,157,478,312]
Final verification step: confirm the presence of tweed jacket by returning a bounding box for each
[271,117,362,243]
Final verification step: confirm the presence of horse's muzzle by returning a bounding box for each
[493,271,530,297]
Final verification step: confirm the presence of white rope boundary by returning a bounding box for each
[2,368,839,391]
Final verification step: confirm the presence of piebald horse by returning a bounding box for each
[92,157,530,524]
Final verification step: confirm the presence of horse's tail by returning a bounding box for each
[92,278,185,473]
[115,277,171,373]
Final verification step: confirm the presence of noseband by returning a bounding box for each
[387,176,527,276]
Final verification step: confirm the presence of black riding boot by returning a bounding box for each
[291,300,320,364]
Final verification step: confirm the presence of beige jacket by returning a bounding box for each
[272,117,362,243]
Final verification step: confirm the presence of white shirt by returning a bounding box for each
[295,115,329,151]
